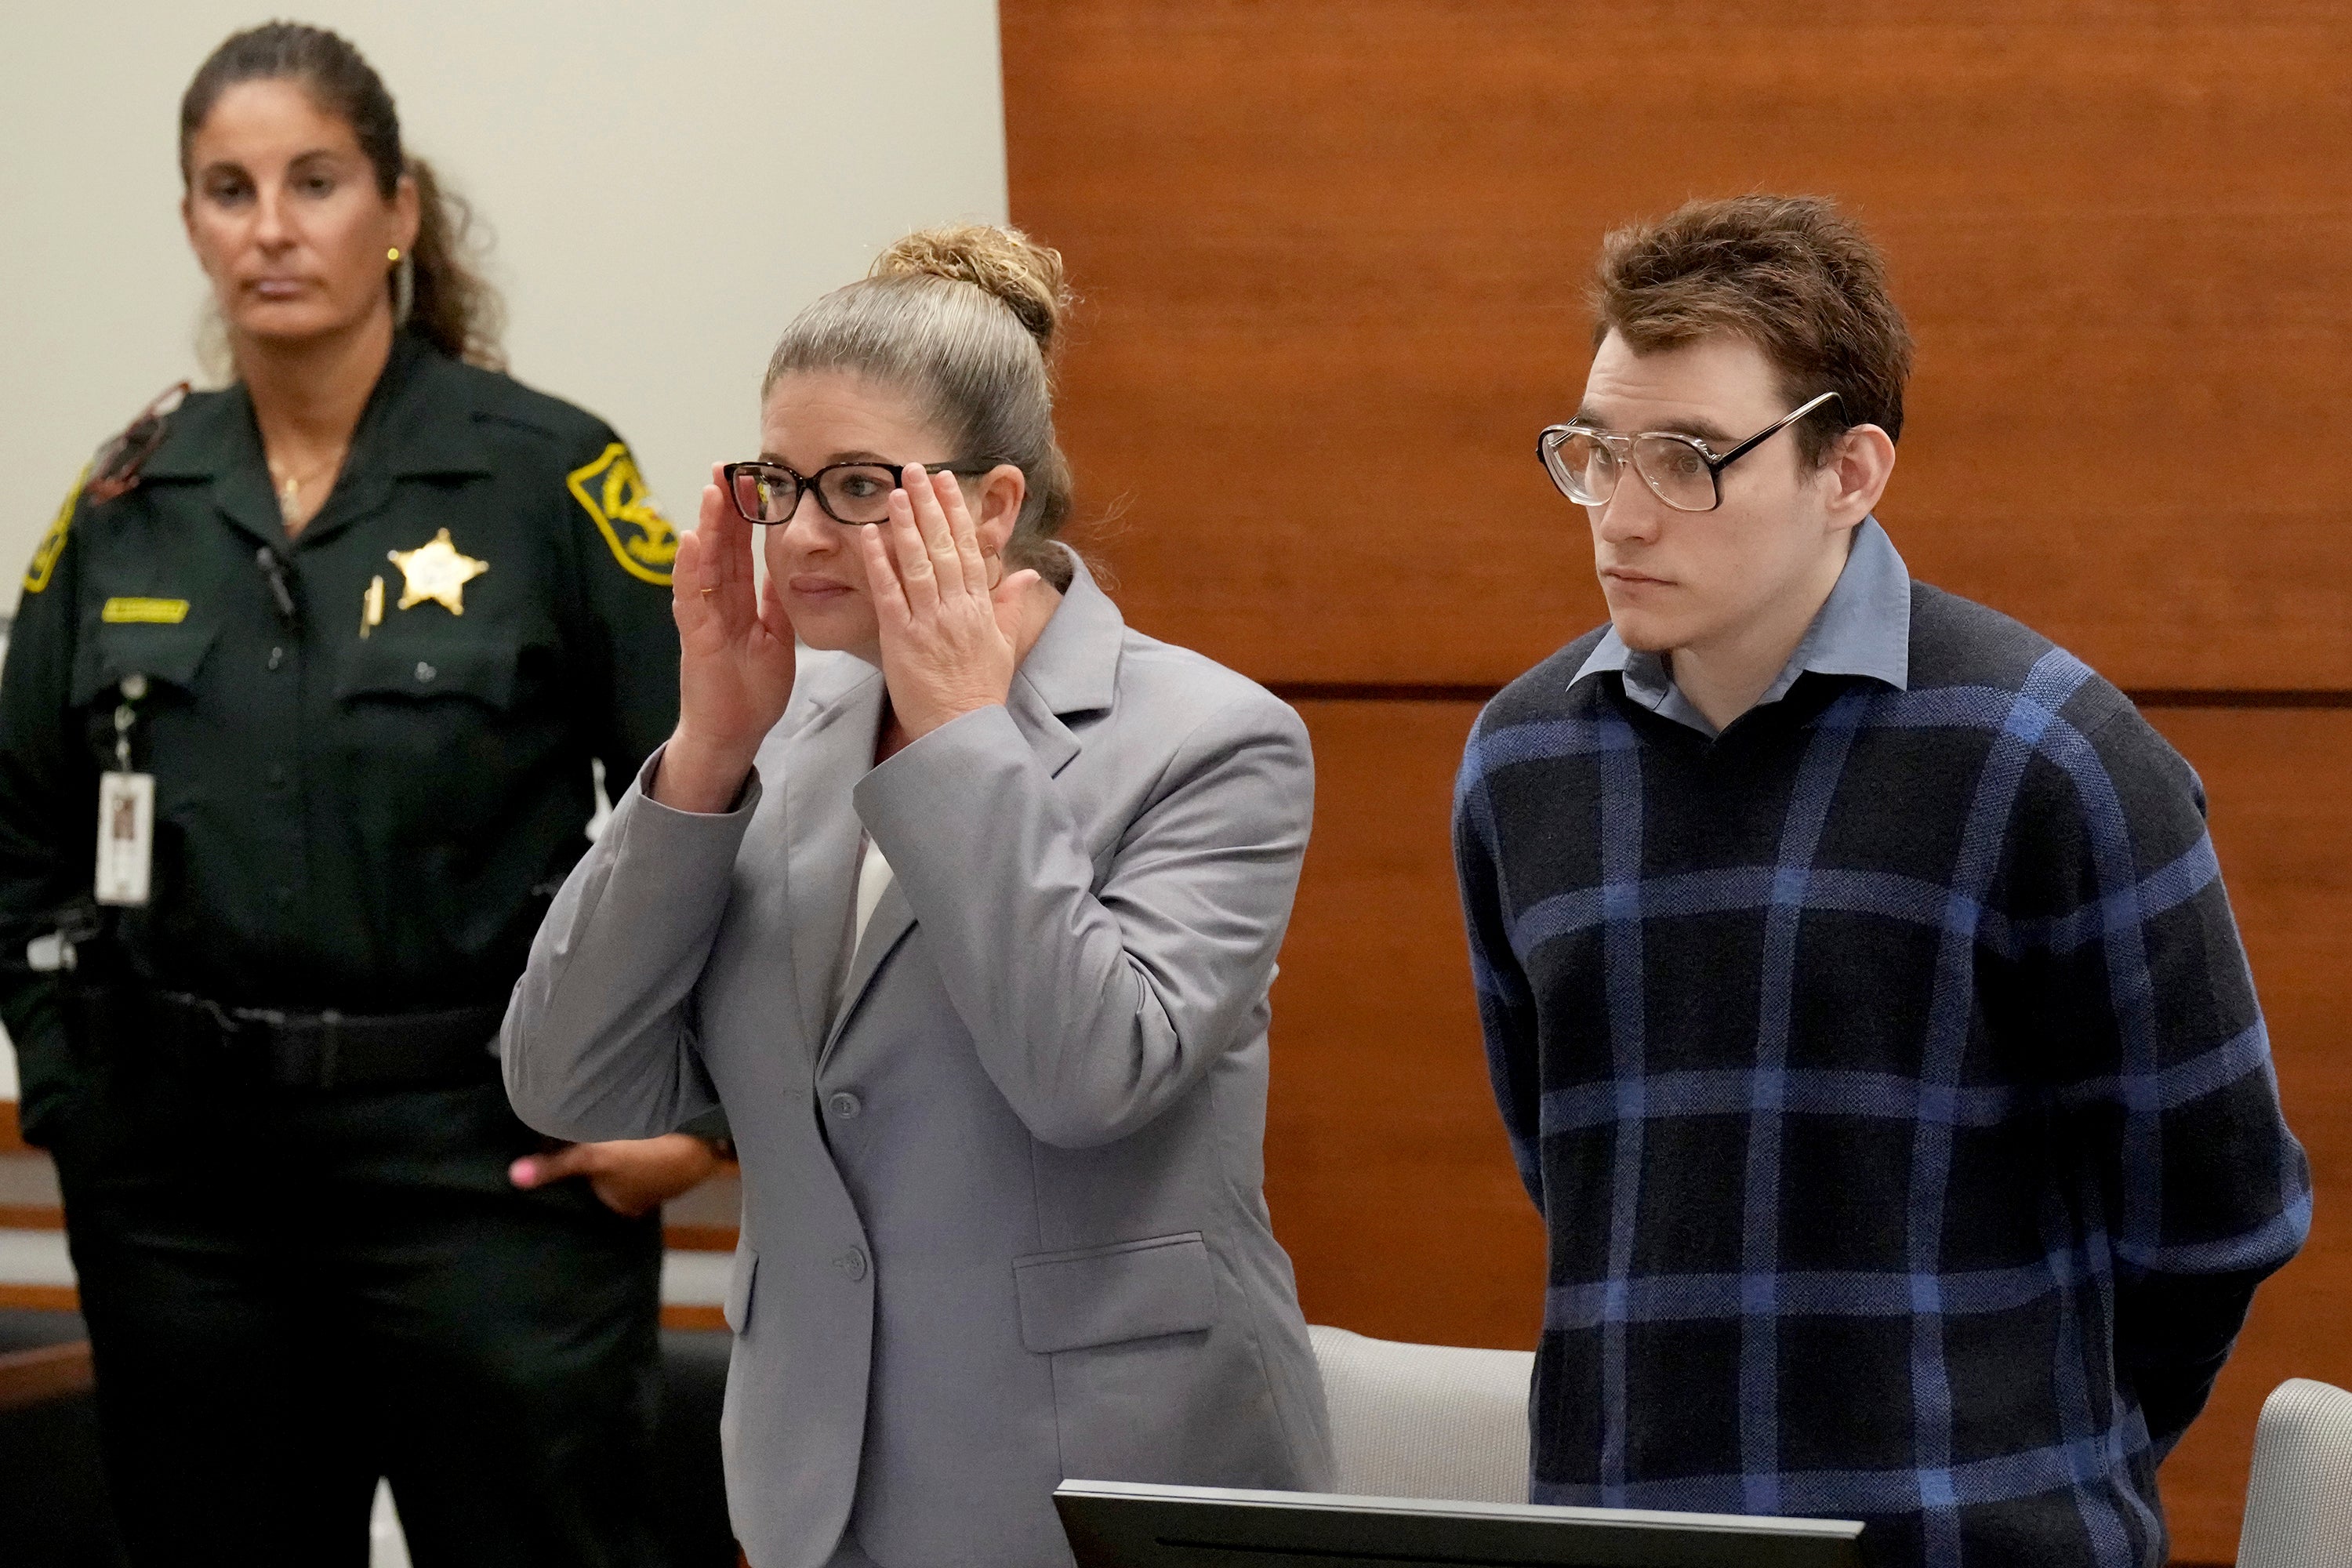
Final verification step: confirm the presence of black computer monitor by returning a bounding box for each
[1055,1480,1866,1568]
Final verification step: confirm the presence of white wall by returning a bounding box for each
[0,0,1010,604]
[0,1,1009,1100]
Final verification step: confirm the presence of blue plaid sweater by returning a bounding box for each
[1452,583,2310,1568]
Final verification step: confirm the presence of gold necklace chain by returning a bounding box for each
[267,446,348,512]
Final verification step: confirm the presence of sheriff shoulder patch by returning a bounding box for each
[23,468,85,595]
[566,443,678,586]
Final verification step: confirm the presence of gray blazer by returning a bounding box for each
[502,560,1332,1568]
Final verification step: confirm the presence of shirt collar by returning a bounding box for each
[1570,516,1911,735]
[136,333,494,485]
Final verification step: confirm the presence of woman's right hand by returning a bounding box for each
[652,465,796,813]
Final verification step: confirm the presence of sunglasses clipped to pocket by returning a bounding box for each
[84,381,193,503]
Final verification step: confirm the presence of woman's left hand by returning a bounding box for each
[858,464,1044,741]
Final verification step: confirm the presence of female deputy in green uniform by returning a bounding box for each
[0,23,724,1566]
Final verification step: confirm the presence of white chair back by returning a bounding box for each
[2238,1377,2352,1568]
[1307,1323,1534,1504]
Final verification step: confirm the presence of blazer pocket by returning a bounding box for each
[724,1243,758,1334]
[1013,1232,1216,1354]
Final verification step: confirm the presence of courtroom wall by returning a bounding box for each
[0,0,1013,611]
[998,3,2352,1560]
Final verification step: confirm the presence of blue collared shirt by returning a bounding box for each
[1570,517,1911,736]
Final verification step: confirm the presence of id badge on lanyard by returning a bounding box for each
[95,674,154,907]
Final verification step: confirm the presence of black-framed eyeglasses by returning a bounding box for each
[85,381,192,503]
[720,459,992,527]
[1536,390,1844,514]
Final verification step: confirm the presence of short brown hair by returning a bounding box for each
[1591,195,1914,465]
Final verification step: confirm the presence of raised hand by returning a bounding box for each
[655,464,797,811]
[857,465,1045,742]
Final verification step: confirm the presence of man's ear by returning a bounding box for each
[971,463,1028,557]
[1821,424,1896,529]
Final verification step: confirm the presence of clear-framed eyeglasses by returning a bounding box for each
[1535,390,1844,514]
[721,459,991,527]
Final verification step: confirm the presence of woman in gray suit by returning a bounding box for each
[501,225,1332,1568]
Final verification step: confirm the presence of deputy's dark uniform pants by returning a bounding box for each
[49,1076,668,1568]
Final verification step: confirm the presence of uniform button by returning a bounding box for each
[835,1247,869,1282]
[267,764,289,789]
[273,886,295,907]
[267,647,285,670]
[415,661,437,683]
[827,1091,862,1119]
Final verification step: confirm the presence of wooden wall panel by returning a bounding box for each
[2143,708,2352,1562]
[1261,702,2351,1560]
[1267,700,1544,1347]
[1004,4,2352,1560]
[1004,1,2352,690]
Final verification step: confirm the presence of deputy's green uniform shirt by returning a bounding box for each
[0,333,681,1140]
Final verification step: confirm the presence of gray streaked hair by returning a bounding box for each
[764,224,1076,587]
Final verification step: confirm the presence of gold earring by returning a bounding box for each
[387,247,401,263]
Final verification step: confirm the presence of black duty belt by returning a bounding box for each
[84,988,505,1093]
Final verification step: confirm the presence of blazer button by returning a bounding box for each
[836,1247,869,1282]
[827,1091,862,1119]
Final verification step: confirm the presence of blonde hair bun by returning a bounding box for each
[873,223,1070,356]
[770,221,1080,586]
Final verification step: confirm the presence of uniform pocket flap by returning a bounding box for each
[1013,1231,1216,1354]
[68,622,219,706]
[336,636,520,709]
[724,1243,757,1334]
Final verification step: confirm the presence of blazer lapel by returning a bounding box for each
[823,552,1124,1053]
[821,878,913,1063]
[819,552,1130,1054]
[1006,551,1123,764]
[1004,674,1080,779]
[781,655,885,1052]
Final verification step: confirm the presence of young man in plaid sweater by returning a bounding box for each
[1452,196,2309,1568]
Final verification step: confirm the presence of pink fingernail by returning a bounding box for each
[509,1158,536,1186]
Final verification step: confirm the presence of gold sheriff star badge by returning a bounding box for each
[387,528,488,615]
